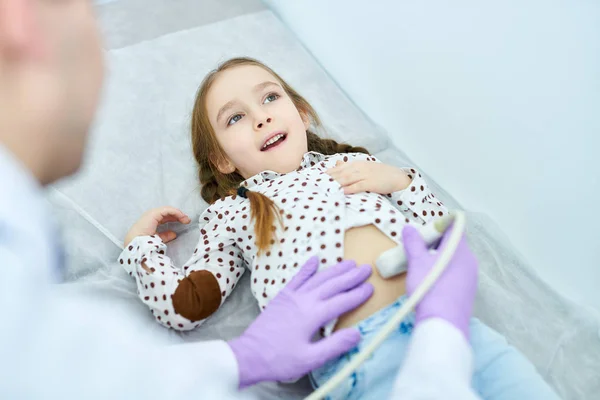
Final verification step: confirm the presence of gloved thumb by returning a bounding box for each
[309,328,360,369]
[402,225,428,261]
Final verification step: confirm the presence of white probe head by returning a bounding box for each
[375,214,455,279]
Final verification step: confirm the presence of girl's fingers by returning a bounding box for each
[155,215,179,225]
[154,207,190,225]
[160,206,185,218]
[330,169,362,187]
[158,231,177,243]
[160,215,191,225]
[326,162,349,176]
[343,180,367,194]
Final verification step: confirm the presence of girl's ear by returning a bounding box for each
[300,110,311,130]
[211,154,236,174]
[216,159,236,174]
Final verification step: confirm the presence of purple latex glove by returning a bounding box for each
[402,224,478,340]
[228,256,374,388]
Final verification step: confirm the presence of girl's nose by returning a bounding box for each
[256,117,272,129]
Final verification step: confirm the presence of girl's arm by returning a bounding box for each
[384,166,449,225]
[327,153,448,224]
[119,205,245,331]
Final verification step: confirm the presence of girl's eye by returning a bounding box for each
[264,93,280,104]
[227,114,242,126]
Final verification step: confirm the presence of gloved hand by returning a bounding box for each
[402,224,478,340]
[228,256,373,388]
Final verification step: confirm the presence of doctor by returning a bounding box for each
[0,1,480,399]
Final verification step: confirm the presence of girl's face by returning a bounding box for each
[206,65,309,179]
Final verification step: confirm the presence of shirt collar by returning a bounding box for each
[240,151,326,189]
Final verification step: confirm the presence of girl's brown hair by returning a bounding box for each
[191,57,368,253]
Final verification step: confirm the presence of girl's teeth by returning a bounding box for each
[264,134,284,148]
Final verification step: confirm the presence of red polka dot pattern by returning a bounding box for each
[118,151,447,334]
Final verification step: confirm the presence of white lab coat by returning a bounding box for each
[392,318,481,399]
[0,143,478,399]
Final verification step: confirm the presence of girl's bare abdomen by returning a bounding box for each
[335,224,406,331]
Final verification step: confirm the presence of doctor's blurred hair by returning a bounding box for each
[191,57,368,253]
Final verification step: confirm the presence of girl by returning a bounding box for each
[120,58,558,399]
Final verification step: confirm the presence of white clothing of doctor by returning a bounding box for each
[0,1,479,399]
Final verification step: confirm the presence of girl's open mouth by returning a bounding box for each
[261,133,288,151]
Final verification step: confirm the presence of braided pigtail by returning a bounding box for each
[236,187,283,254]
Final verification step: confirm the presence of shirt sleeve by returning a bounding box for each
[118,200,246,331]
[391,318,481,400]
[385,167,449,225]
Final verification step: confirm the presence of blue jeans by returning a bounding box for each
[310,297,559,400]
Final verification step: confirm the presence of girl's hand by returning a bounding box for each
[124,207,191,247]
[326,160,412,195]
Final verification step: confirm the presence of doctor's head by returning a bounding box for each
[0,0,104,184]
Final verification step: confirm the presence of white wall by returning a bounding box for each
[266,0,600,308]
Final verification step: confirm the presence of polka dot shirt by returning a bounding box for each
[119,152,447,333]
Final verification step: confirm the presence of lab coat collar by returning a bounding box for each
[0,143,62,280]
[0,143,45,218]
